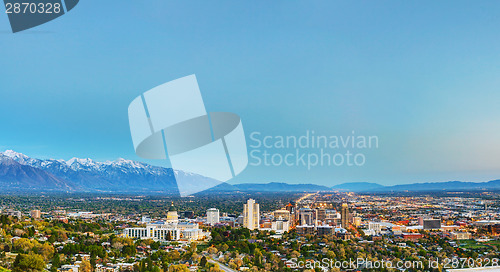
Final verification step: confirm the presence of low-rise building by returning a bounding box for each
[30,210,41,219]
[296,225,315,236]
[124,222,204,241]
[450,232,471,240]
[317,225,334,237]
[271,218,290,233]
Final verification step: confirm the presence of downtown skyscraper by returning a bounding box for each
[243,199,260,230]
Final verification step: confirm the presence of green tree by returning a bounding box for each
[28,227,35,237]
[200,256,208,267]
[122,245,136,257]
[50,253,61,272]
[90,252,96,269]
[12,253,45,272]
[13,238,34,253]
[253,248,263,266]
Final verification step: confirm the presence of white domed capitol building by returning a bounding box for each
[123,202,205,241]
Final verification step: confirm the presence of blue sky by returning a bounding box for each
[1,1,500,186]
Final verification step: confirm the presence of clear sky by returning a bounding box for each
[1,1,500,186]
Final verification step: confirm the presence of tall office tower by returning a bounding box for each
[353,216,362,227]
[207,208,220,226]
[341,203,349,229]
[243,199,260,230]
[316,208,326,224]
[325,209,339,226]
[286,201,296,213]
[273,209,291,221]
[299,208,315,226]
[30,210,41,219]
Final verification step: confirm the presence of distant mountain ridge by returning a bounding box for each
[236,182,330,192]
[1,150,500,194]
[331,182,384,192]
[331,180,500,192]
[0,150,220,194]
[379,179,500,192]
[199,182,332,193]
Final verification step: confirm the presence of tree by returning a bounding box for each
[151,241,161,250]
[207,246,218,254]
[13,238,34,252]
[220,243,229,252]
[50,253,61,272]
[290,250,300,258]
[28,227,35,237]
[234,258,243,268]
[79,260,92,272]
[207,263,223,272]
[90,251,97,269]
[253,248,262,266]
[12,253,46,272]
[122,245,136,257]
[326,250,336,259]
[166,231,172,241]
[200,256,208,267]
[188,242,197,254]
[35,243,54,261]
[228,260,237,269]
[168,264,190,272]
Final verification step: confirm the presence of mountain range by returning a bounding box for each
[204,182,332,193]
[206,180,500,193]
[1,150,500,194]
[329,180,500,192]
[0,150,183,193]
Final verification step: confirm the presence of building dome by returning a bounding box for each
[166,202,178,224]
[169,202,176,211]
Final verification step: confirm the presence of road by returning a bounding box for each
[297,192,317,203]
[208,259,237,272]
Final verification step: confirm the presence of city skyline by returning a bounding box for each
[1,190,498,271]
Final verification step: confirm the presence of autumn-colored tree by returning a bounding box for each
[207,246,218,254]
[13,238,34,252]
[79,260,92,272]
[34,243,54,261]
[168,264,190,272]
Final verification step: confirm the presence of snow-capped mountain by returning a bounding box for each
[0,150,215,194]
[0,154,74,191]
